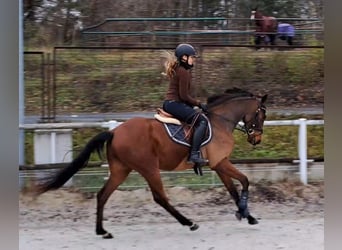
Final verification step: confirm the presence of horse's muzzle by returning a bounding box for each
[247,133,262,145]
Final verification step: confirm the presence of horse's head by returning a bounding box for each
[207,88,268,145]
[250,7,261,21]
[242,94,268,145]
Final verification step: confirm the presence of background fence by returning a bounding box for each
[81,17,323,46]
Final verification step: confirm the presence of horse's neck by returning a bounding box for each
[264,17,277,31]
[212,99,255,132]
[255,16,264,26]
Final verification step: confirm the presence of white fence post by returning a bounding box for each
[34,129,73,165]
[50,132,56,163]
[298,118,308,185]
[33,129,73,186]
[101,120,123,179]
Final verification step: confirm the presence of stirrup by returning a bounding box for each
[187,151,209,165]
[193,163,203,176]
[187,157,208,165]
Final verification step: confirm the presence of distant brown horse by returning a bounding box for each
[34,87,267,239]
[250,7,278,49]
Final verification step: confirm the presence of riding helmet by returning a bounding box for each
[175,43,197,60]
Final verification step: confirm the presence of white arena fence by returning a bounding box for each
[19,118,323,186]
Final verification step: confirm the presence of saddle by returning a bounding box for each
[154,108,212,147]
[154,108,182,125]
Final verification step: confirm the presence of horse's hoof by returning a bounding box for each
[102,232,113,239]
[190,223,199,231]
[247,216,259,225]
[235,211,242,221]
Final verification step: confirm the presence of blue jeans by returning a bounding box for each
[163,100,207,126]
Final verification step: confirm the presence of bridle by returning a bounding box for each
[206,98,266,135]
[242,106,266,136]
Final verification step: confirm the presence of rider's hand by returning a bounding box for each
[198,103,208,113]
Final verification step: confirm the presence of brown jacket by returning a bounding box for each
[165,66,200,107]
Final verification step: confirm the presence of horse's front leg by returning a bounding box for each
[213,158,258,225]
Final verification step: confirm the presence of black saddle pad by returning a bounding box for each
[163,121,212,147]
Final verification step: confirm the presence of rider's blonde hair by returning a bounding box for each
[161,50,178,79]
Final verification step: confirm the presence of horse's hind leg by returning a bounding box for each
[142,170,199,231]
[214,159,258,225]
[96,161,131,239]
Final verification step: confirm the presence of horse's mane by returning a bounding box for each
[207,87,255,107]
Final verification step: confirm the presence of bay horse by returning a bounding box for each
[34,87,267,239]
[250,7,278,49]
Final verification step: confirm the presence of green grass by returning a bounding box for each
[70,168,221,192]
[24,47,324,114]
[231,125,323,159]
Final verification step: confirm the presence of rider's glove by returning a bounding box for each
[198,103,208,113]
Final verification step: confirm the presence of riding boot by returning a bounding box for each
[187,121,209,165]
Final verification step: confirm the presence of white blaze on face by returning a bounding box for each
[250,11,256,20]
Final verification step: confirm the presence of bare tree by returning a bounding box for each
[23,0,324,47]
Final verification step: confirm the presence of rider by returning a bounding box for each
[162,43,209,165]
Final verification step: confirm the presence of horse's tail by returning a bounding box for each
[35,131,113,195]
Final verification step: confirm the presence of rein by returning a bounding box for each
[206,96,263,134]
[207,112,245,133]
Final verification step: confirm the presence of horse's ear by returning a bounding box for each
[261,94,268,103]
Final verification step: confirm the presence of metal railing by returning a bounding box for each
[20,118,323,184]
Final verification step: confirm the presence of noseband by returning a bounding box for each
[243,106,266,136]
